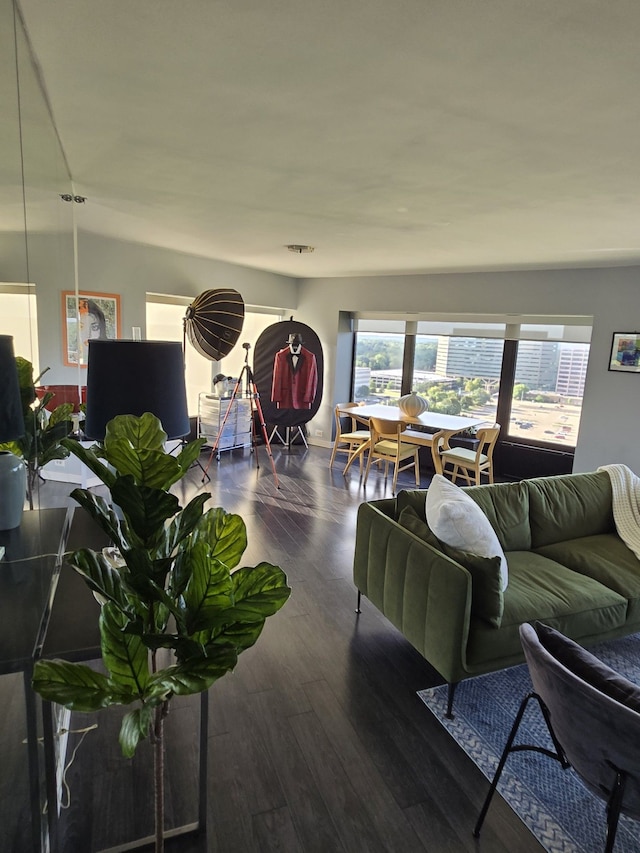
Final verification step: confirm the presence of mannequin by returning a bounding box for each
[271,333,318,409]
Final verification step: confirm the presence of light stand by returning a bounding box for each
[201,343,279,488]
[182,316,210,482]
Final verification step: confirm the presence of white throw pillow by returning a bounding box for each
[425,474,508,590]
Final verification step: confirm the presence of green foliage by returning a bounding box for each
[0,357,74,504]
[513,383,530,400]
[32,413,291,758]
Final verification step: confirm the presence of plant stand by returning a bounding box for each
[39,512,209,852]
[42,692,208,853]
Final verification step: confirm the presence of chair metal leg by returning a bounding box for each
[474,691,568,838]
[604,769,627,853]
[474,692,534,837]
[355,590,362,614]
[445,682,458,719]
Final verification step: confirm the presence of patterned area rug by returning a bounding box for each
[418,633,640,853]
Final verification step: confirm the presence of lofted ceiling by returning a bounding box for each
[17,0,640,278]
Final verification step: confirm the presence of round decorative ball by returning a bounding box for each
[397,391,429,417]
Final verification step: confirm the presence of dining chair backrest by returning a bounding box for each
[364,416,420,494]
[439,423,500,485]
[329,403,370,471]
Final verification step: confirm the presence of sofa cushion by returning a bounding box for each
[398,505,504,628]
[535,533,640,622]
[534,622,640,713]
[396,489,429,523]
[426,475,508,590]
[466,551,628,669]
[397,504,440,548]
[527,470,615,549]
[465,480,531,552]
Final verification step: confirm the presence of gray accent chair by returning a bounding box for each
[474,621,640,852]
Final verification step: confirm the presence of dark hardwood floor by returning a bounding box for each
[29,442,543,853]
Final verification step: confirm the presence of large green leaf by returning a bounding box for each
[207,619,265,652]
[165,494,211,558]
[106,443,184,489]
[70,548,130,610]
[48,403,74,427]
[32,659,132,712]
[111,477,179,543]
[104,412,166,451]
[145,646,238,699]
[62,439,116,490]
[230,564,292,618]
[68,488,130,550]
[192,507,247,569]
[182,544,234,633]
[100,604,150,695]
[119,705,153,758]
[194,564,290,646]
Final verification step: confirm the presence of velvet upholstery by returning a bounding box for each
[398,505,504,628]
[353,471,640,692]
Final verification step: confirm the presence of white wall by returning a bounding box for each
[295,265,640,474]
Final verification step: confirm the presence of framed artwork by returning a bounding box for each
[608,332,640,373]
[62,291,121,366]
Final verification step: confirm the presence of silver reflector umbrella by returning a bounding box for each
[184,289,245,360]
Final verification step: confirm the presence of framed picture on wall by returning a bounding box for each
[62,291,121,366]
[608,332,640,373]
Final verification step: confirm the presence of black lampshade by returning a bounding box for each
[0,335,24,442]
[84,340,190,440]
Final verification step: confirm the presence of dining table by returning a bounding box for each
[338,403,490,476]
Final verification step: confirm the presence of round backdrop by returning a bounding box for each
[253,320,324,428]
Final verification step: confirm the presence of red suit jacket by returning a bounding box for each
[271,346,318,409]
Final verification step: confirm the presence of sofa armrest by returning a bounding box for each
[353,501,473,684]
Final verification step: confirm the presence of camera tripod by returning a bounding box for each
[201,343,280,487]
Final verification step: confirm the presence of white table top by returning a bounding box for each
[344,403,487,433]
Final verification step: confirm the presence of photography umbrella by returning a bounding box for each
[184,288,245,360]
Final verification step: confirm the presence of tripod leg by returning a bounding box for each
[248,379,280,489]
[201,374,244,482]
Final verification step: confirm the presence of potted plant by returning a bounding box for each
[0,357,74,508]
[32,413,291,852]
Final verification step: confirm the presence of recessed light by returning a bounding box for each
[286,245,315,253]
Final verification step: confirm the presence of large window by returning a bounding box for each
[0,284,39,373]
[508,325,591,448]
[352,314,591,452]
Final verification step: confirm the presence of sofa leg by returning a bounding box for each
[445,682,458,719]
[355,590,362,614]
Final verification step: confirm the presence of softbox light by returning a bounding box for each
[84,340,189,440]
[184,288,245,361]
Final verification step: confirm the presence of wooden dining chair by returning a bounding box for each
[329,403,370,472]
[438,423,500,486]
[363,416,421,494]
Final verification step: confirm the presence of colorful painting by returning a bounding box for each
[609,332,640,373]
[63,291,121,366]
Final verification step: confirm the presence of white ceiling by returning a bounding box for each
[17,0,640,278]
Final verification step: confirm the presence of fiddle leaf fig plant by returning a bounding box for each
[32,412,291,852]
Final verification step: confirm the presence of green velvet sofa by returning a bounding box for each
[353,470,640,715]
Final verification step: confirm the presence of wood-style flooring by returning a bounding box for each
[26,442,544,852]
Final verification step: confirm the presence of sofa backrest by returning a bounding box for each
[465,480,531,551]
[526,470,615,548]
[394,469,615,553]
